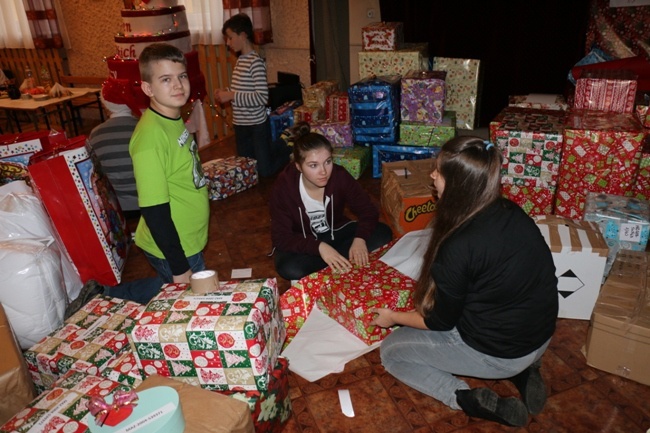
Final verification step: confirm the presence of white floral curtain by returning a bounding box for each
[180,0,225,45]
[0,0,34,49]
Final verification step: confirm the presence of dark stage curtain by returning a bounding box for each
[379,0,591,127]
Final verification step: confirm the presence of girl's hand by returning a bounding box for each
[348,237,369,266]
[319,242,352,273]
[370,308,396,328]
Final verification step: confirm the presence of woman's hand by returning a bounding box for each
[214,88,234,104]
[319,242,352,273]
[348,237,369,266]
[370,308,396,328]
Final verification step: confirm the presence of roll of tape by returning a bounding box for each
[190,270,219,294]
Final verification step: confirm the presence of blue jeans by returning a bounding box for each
[380,326,551,410]
[106,252,205,304]
[234,120,288,177]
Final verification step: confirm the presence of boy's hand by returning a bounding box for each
[173,269,192,284]
[214,88,233,104]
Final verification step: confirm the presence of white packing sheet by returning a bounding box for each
[281,229,431,381]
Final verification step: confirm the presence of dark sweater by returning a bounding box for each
[270,163,379,255]
[424,199,558,358]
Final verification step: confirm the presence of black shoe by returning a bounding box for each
[455,388,528,427]
[64,280,104,320]
[509,359,546,415]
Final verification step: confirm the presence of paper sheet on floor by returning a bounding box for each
[281,306,380,382]
[281,229,431,382]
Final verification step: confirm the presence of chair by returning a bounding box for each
[59,76,105,133]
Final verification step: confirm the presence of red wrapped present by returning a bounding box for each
[501,183,555,217]
[636,105,650,128]
[361,22,404,51]
[219,357,291,433]
[293,105,325,124]
[28,137,130,286]
[573,69,637,114]
[202,156,258,201]
[627,149,650,201]
[0,370,126,433]
[22,295,143,394]
[310,121,353,148]
[326,91,350,122]
[129,279,285,392]
[555,110,645,219]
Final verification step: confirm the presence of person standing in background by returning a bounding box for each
[214,13,288,177]
[88,84,140,218]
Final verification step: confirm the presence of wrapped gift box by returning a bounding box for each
[400,70,446,124]
[332,145,371,180]
[28,137,130,286]
[325,91,350,122]
[302,80,338,108]
[100,350,145,387]
[500,183,555,217]
[310,121,353,148]
[0,304,36,425]
[23,295,143,394]
[636,105,650,128]
[0,370,125,433]
[508,94,569,111]
[361,22,404,51]
[573,69,637,114]
[583,192,650,277]
[555,110,645,219]
[136,374,254,433]
[315,261,416,345]
[0,132,48,185]
[399,111,456,147]
[202,156,258,201]
[349,75,401,145]
[586,250,650,386]
[535,215,609,320]
[381,158,437,235]
[129,279,286,392]
[372,144,440,178]
[627,149,650,201]
[220,357,291,433]
[432,57,481,130]
[269,101,300,142]
[293,105,325,124]
[358,43,429,78]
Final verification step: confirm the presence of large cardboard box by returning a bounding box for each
[586,251,650,386]
[0,304,36,425]
[535,215,609,320]
[381,159,437,235]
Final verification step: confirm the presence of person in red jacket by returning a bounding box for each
[269,123,392,281]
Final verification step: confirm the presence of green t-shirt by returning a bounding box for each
[130,108,209,259]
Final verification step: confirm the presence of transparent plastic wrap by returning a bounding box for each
[0,180,82,300]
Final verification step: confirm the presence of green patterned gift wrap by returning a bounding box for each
[129,279,286,393]
[332,145,371,179]
[399,111,456,146]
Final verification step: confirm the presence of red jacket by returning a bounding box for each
[270,163,380,255]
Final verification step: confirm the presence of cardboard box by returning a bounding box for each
[0,304,36,426]
[136,374,255,433]
[129,279,285,392]
[535,215,609,320]
[586,250,650,386]
[381,159,437,235]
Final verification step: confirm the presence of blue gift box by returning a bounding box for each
[372,144,441,178]
[269,100,301,141]
[349,76,401,146]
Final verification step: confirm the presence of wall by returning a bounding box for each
[348,0,381,84]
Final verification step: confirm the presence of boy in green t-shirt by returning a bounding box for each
[128,43,209,285]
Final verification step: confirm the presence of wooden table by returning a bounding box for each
[0,87,101,136]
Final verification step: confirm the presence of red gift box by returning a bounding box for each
[555,110,645,219]
[573,69,637,114]
[325,91,350,122]
[361,22,404,51]
[293,105,325,124]
[501,183,555,217]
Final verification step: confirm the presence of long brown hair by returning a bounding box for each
[290,122,333,164]
[413,136,503,315]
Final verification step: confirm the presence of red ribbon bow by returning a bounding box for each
[88,389,139,426]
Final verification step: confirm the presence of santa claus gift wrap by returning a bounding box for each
[129,279,285,392]
[28,137,130,286]
[555,110,645,219]
[23,295,144,394]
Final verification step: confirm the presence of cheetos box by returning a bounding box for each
[381,158,437,235]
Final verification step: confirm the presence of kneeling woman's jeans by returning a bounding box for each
[380,326,551,410]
